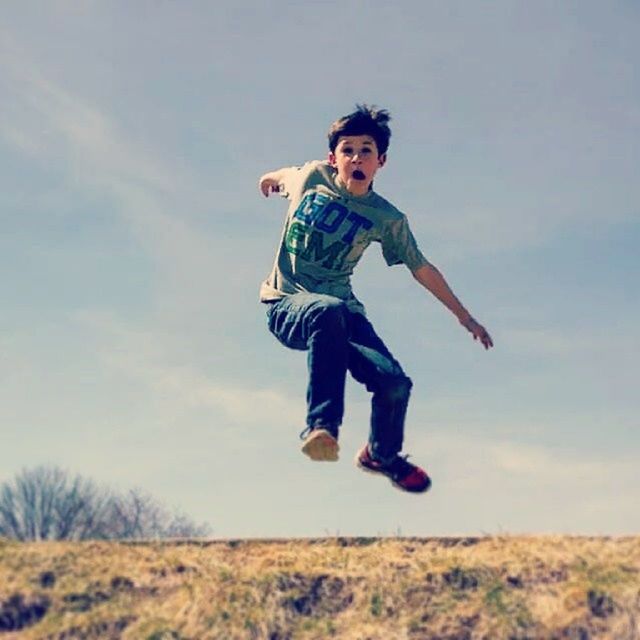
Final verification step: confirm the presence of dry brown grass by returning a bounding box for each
[1,536,639,639]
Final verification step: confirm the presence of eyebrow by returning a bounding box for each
[341,141,374,146]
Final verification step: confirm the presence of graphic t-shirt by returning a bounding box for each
[259,160,430,314]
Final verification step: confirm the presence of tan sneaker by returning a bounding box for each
[300,428,339,462]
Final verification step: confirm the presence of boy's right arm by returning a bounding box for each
[258,169,287,197]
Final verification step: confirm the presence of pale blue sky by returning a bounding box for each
[1,1,638,537]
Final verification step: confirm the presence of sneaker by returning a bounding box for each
[300,427,339,462]
[355,445,431,493]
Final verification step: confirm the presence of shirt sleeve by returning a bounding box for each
[278,161,320,199]
[381,214,431,271]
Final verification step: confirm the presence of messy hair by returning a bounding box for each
[327,104,392,155]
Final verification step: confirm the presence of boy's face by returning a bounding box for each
[328,135,386,196]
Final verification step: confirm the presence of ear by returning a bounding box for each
[378,153,387,168]
[328,151,336,167]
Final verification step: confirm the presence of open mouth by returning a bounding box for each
[352,170,366,180]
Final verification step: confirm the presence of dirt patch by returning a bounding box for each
[405,566,494,606]
[264,628,293,640]
[62,589,110,613]
[552,625,591,640]
[587,590,615,618]
[505,574,525,589]
[0,592,50,632]
[61,575,157,614]
[336,537,378,547]
[149,564,197,579]
[442,567,482,591]
[110,576,135,591]
[39,571,57,588]
[436,537,483,548]
[41,615,135,640]
[145,631,186,640]
[408,621,476,640]
[520,560,570,586]
[277,573,354,617]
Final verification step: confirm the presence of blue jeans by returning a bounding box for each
[266,293,412,463]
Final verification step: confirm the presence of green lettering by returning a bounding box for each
[285,221,307,255]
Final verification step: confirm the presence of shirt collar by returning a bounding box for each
[331,167,376,201]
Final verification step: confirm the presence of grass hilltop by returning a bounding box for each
[1,536,639,639]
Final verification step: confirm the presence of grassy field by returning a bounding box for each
[1,536,639,639]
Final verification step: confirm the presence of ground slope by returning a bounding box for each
[1,536,639,639]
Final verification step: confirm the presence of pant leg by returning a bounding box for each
[347,312,412,463]
[266,293,349,434]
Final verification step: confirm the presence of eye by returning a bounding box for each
[342,147,353,154]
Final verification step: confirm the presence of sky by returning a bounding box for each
[1,1,638,538]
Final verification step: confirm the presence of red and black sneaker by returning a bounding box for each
[355,445,431,493]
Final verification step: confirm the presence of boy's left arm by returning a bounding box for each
[412,263,494,350]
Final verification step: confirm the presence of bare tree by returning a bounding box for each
[0,466,210,541]
[0,466,110,541]
[104,488,210,540]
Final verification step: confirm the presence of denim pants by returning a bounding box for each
[266,293,412,463]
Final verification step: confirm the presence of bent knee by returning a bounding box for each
[381,375,412,402]
[311,298,348,333]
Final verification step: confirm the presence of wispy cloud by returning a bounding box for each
[75,310,290,425]
[502,326,637,358]
[426,431,636,490]
[488,441,612,480]
[0,32,216,264]
[419,204,548,257]
[1,34,183,198]
[106,349,291,424]
[0,32,240,328]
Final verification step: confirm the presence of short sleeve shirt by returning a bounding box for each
[259,160,430,314]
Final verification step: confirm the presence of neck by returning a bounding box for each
[338,175,372,197]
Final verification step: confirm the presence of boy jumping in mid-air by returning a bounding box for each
[258,105,493,494]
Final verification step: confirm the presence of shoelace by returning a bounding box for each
[386,454,415,478]
[299,425,338,440]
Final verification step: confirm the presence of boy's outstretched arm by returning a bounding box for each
[412,263,494,350]
[258,169,287,197]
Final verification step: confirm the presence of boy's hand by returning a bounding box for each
[461,316,494,350]
[259,175,281,197]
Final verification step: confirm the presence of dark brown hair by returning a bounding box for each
[327,104,392,155]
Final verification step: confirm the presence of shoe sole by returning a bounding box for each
[355,451,431,494]
[301,430,339,462]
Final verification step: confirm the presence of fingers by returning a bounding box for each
[480,331,493,350]
[461,317,494,350]
[259,179,271,197]
[260,181,280,197]
[468,322,493,350]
